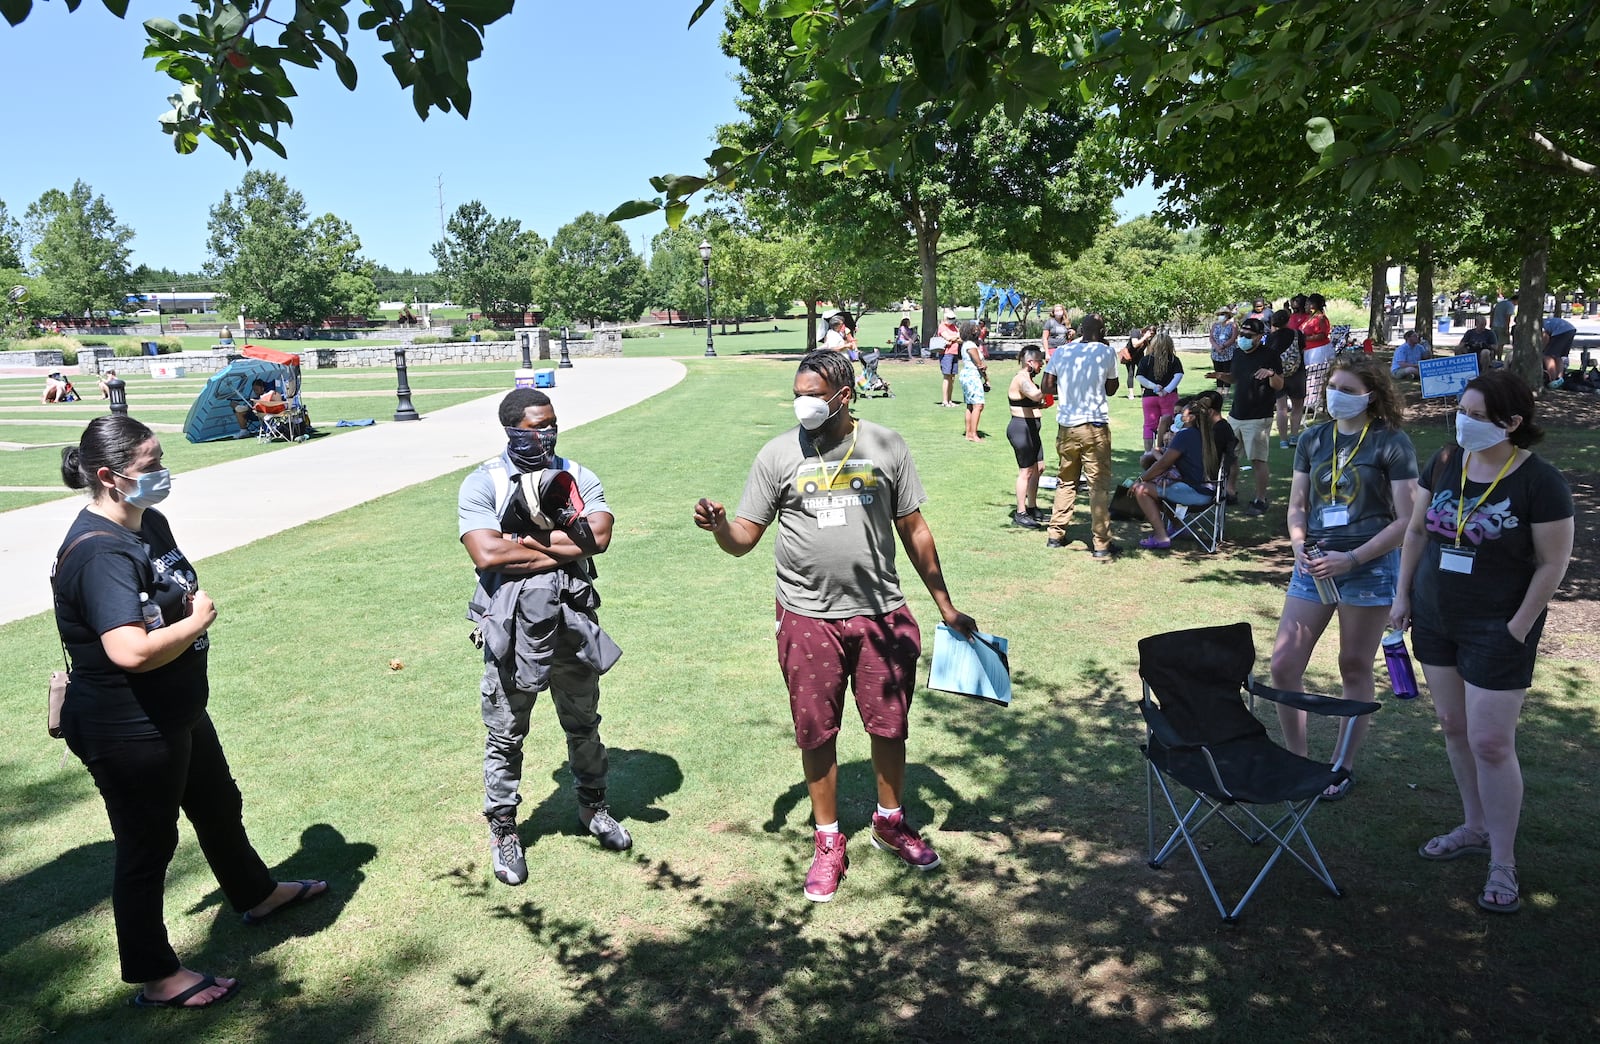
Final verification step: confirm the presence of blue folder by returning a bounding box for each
[928,624,1012,707]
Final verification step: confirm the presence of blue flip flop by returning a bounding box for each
[242,879,327,925]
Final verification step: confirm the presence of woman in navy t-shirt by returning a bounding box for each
[1130,395,1222,548]
[52,416,327,1009]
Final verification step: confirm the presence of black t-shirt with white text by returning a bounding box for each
[53,507,210,738]
[1411,448,1574,620]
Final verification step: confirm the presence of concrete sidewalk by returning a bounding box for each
[0,357,686,626]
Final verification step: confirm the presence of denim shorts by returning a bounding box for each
[1411,612,1546,691]
[1286,547,1398,607]
[940,352,959,376]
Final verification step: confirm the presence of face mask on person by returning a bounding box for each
[794,388,847,432]
[1237,337,1255,352]
[113,468,172,509]
[1455,412,1510,452]
[505,426,558,471]
[1170,414,1186,433]
[1325,387,1372,420]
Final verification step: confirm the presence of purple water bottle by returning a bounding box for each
[1382,629,1419,700]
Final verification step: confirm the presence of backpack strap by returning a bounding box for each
[51,528,119,674]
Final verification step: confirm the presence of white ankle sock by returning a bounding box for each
[877,805,900,819]
[815,821,839,834]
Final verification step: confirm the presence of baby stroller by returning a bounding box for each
[856,349,894,398]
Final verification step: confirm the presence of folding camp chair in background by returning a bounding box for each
[1163,462,1228,552]
[1137,622,1380,922]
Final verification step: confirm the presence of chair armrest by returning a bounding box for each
[1247,678,1380,718]
[1139,698,1200,750]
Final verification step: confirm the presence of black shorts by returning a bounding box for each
[1544,330,1576,359]
[1411,612,1547,691]
[1277,368,1307,399]
[1006,415,1043,467]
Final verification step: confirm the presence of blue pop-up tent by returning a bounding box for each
[182,348,298,443]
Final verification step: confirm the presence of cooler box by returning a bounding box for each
[150,362,186,379]
[514,368,537,389]
[534,370,556,389]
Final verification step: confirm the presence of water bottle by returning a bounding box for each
[1303,541,1341,604]
[140,592,164,631]
[1382,629,1420,700]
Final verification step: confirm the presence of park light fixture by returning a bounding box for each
[699,240,716,358]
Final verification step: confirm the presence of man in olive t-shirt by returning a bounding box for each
[694,350,977,904]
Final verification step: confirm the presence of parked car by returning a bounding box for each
[134,308,160,317]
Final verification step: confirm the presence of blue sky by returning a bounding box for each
[0,2,1155,277]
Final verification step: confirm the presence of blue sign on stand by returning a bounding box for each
[1420,354,1480,399]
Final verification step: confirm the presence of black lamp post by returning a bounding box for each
[519,328,534,370]
[393,346,420,421]
[559,327,573,368]
[106,375,127,416]
[699,239,716,357]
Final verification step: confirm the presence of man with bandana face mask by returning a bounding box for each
[694,350,977,904]
[458,388,629,887]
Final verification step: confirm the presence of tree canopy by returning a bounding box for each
[430,201,544,317]
[0,0,513,160]
[23,180,135,315]
[536,212,648,328]
[206,170,377,324]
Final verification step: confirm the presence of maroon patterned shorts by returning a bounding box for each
[776,602,922,750]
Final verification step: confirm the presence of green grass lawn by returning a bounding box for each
[0,364,548,509]
[1,358,1596,1041]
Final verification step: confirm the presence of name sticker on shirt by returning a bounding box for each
[816,508,848,529]
[1440,546,1476,574]
[1319,505,1350,527]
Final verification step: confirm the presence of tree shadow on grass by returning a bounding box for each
[427,654,1600,1041]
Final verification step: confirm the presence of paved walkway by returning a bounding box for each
[0,357,687,626]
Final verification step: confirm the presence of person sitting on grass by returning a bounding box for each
[97,369,118,399]
[1130,395,1222,549]
[1391,329,1432,379]
[43,372,71,403]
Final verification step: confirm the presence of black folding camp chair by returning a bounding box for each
[1137,622,1380,922]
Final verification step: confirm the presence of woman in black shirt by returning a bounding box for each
[1391,372,1574,915]
[53,416,326,1008]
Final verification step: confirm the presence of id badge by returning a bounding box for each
[817,508,848,529]
[1439,546,1476,574]
[1319,505,1350,527]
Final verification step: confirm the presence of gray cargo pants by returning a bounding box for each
[481,646,609,819]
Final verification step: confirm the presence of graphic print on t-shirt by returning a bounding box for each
[1424,487,1518,545]
[793,459,878,509]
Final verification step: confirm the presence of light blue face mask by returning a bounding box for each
[114,468,172,509]
[1237,337,1256,352]
[1171,414,1186,433]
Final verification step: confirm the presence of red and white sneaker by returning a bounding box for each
[870,810,941,870]
[803,830,848,902]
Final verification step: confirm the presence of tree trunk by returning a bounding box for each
[916,225,941,345]
[1367,259,1388,342]
[1415,241,1435,341]
[805,299,818,349]
[1512,230,1549,390]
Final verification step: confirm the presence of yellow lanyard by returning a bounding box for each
[1455,450,1515,546]
[813,426,859,491]
[1328,423,1369,505]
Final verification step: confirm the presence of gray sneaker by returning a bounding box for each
[581,805,633,851]
[488,814,527,886]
